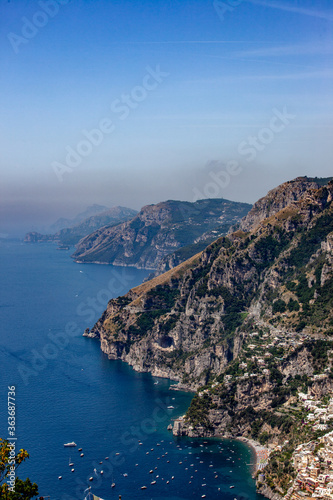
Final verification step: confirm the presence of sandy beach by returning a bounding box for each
[236,437,270,475]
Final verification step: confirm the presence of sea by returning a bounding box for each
[0,240,265,500]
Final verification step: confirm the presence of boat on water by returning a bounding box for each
[64,442,77,447]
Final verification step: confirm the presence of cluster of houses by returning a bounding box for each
[227,331,309,381]
[299,393,333,431]
[222,331,332,387]
[195,329,333,499]
[280,398,333,499]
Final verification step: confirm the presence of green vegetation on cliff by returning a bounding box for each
[72,198,251,269]
[86,177,333,496]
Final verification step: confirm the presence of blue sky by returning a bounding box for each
[1,0,333,235]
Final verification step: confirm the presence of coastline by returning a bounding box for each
[235,436,270,476]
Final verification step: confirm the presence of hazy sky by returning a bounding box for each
[1,0,333,236]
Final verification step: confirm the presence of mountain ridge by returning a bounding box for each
[24,206,137,246]
[84,177,333,385]
[49,204,110,233]
[83,176,333,497]
[72,198,252,269]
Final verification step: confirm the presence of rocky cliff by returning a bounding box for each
[72,198,251,269]
[84,176,333,498]
[84,178,333,389]
[234,176,332,233]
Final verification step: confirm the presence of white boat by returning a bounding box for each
[64,442,77,447]
[167,406,174,409]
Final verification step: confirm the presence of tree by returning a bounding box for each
[0,439,38,499]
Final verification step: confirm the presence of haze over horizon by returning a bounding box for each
[1,0,333,236]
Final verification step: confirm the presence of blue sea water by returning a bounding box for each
[0,241,264,500]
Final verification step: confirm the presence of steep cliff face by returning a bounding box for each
[85,178,333,391]
[235,176,331,233]
[85,252,234,388]
[174,342,323,438]
[72,198,251,269]
[83,177,333,500]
